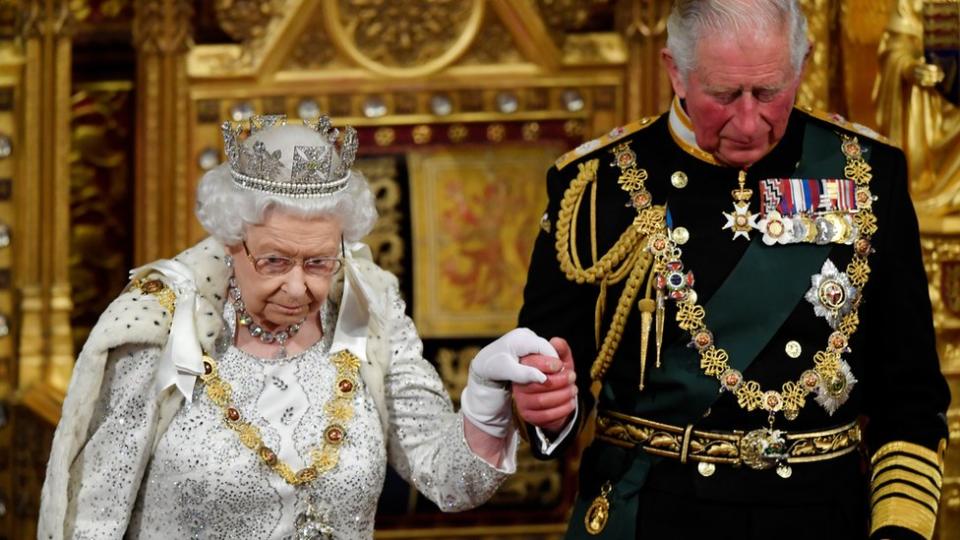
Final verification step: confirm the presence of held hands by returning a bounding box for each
[461,328,555,438]
[512,337,577,435]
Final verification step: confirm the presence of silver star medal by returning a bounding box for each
[804,259,857,329]
[815,359,857,415]
[722,170,759,240]
[804,259,859,415]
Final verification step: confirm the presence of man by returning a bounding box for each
[514,1,950,539]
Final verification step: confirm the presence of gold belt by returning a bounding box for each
[596,410,861,474]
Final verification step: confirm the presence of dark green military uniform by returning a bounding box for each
[519,103,949,540]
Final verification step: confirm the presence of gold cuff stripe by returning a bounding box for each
[872,440,943,469]
[872,463,943,490]
[870,494,937,540]
[871,453,943,485]
[872,476,941,507]
[871,483,939,515]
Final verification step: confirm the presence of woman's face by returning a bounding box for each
[228,211,342,330]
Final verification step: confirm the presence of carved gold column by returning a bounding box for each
[618,0,672,119]
[873,1,960,536]
[797,0,834,111]
[0,14,21,405]
[132,0,192,264]
[17,0,75,413]
[839,0,890,127]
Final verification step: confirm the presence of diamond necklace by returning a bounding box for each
[228,276,305,359]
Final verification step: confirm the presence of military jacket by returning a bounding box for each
[519,100,950,540]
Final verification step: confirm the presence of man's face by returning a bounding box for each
[664,27,805,168]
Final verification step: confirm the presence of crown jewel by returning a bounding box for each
[221,114,359,198]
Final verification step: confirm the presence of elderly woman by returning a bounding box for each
[38,115,563,539]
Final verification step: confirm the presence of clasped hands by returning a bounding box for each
[462,328,577,439]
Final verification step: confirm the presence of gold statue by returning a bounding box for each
[873,0,960,215]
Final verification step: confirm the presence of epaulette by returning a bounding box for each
[554,115,661,171]
[799,105,894,146]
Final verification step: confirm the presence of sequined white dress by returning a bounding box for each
[60,282,512,540]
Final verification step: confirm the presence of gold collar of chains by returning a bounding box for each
[554,134,875,424]
[200,349,361,485]
[648,133,875,423]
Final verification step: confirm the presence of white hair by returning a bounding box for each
[666,0,809,79]
[195,124,378,246]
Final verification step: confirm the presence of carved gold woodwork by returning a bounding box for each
[355,156,405,278]
[797,0,832,111]
[214,0,276,42]
[0,41,18,407]
[69,82,134,351]
[840,0,891,127]
[873,2,960,537]
[16,0,76,421]
[919,232,960,539]
[875,0,960,215]
[132,0,192,264]
[323,0,484,77]
[458,11,525,65]
[617,0,672,119]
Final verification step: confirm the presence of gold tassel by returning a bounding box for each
[595,278,607,347]
[655,290,665,368]
[637,298,655,390]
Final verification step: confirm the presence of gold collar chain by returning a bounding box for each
[647,134,875,422]
[200,349,361,486]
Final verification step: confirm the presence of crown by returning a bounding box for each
[221,114,359,198]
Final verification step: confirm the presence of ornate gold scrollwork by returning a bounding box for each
[214,0,275,42]
[355,157,405,279]
[796,0,831,111]
[320,0,484,77]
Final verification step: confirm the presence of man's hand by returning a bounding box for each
[461,328,554,439]
[512,337,577,436]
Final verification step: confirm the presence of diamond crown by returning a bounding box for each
[221,114,359,198]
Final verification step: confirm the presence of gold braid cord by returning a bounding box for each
[554,157,663,381]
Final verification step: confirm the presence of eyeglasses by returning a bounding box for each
[242,240,343,277]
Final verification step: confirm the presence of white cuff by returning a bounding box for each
[534,401,579,456]
[492,427,520,474]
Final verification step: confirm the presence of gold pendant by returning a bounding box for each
[584,482,613,535]
[637,298,655,390]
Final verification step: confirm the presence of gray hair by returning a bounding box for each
[666,0,809,79]
[195,124,378,246]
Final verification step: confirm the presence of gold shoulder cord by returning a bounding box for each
[553,156,664,383]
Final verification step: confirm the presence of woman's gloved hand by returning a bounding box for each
[460,328,555,438]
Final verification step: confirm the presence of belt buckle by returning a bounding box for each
[739,428,788,471]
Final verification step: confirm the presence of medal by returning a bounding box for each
[805,259,858,329]
[722,170,758,240]
[757,178,860,245]
[584,482,612,535]
[759,210,793,245]
[814,358,857,415]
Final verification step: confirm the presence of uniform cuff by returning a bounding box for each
[870,439,946,540]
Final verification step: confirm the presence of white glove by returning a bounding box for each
[461,328,556,438]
